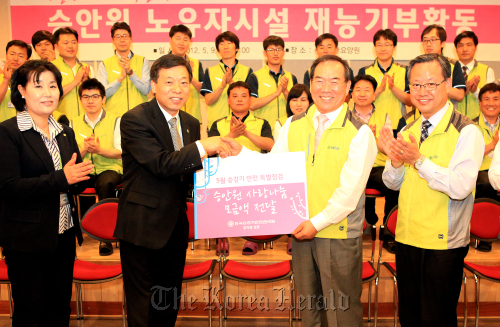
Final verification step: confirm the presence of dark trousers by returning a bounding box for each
[396,242,468,327]
[3,228,76,327]
[80,170,122,216]
[476,170,499,201]
[120,217,188,327]
[365,166,400,225]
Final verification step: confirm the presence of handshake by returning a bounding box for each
[199,136,242,158]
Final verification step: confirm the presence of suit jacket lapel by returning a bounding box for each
[23,130,55,173]
[179,111,193,146]
[150,99,176,152]
[56,130,72,166]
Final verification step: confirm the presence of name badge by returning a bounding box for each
[7,102,14,108]
[60,193,69,207]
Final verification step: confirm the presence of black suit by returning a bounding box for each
[115,99,202,327]
[0,116,86,326]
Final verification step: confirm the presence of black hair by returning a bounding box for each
[478,83,500,102]
[150,54,192,83]
[79,78,106,98]
[10,60,63,112]
[6,40,32,60]
[169,25,192,39]
[351,75,378,91]
[310,55,351,82]
[110,22,132,38]
[373,29,398,47]
[227,81,251,97]
[263,35,285,50]
[31,30,54,48]
[421,24,447,42]
[286,84,312,117]
[53,27,79,43]
[454,30,478,47]
[215,31,240,52]
[315,33,338,48]
[408,53,451,82]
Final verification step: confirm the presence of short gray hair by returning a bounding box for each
[407,53,451,81]
[310,55,351,83]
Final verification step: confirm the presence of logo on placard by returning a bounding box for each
[228,221,234,227]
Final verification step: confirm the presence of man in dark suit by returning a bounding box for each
[114,54,231,327]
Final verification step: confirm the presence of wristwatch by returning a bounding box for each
[414,155,426,170]
[127,69,133,76]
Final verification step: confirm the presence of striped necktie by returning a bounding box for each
[462,66,468,81]
[168,117,182,151]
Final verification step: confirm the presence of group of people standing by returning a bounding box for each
[0,19,498,327]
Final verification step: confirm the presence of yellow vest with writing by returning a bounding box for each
[0,74,16,122]
[253,66,293,132]
[182,56,201,123]
[288,104,365,239]
[207,62,250,129]
[52,56,89,120]
[216,111,265,152]
[398,105,474,249]
[103,54,148,116]
[72,110,122,175]
[457,61,488,120]
[474,113,499,171]
[364,59,406,129]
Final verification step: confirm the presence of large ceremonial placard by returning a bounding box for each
[193,152,308,239]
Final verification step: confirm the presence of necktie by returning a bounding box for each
[462,66,468,81]
[315,114,329,152]
[420,120,432,144]
[168,117,182,151]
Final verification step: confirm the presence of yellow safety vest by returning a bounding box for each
[215,111,266,152]
[182,56,202,123]
[473,113,500,171]
[288,103,366,239]
[253,66,293,132]
[52,56,90,120]
[207,62,250,129]
[0,74,16,122]
[102,53,148,116]
[72,109,122,175]
[457,61,489,120]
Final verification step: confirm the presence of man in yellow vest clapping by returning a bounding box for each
[72,79,123,256]
[380,53,484,326]
[97,22,150,116]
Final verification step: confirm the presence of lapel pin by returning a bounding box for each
[187,129,190,133]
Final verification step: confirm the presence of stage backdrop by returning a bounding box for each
[10,0,500,62]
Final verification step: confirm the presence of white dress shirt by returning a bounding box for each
[242,104,377,232]
[157,101,205,158]
[383,102,484,200]
[97,51,151,97]
[70,109,122,152]
[488,142,500,190]
[459,60,496,100]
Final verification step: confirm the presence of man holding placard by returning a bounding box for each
[225,55,377,327]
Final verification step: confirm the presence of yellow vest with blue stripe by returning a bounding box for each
[288,103,365,239]
[207,62,250,129]
[363,59,406,129]
[398,105,475,249]
[0,74,16,122]
[351,105,389,167]
[181,56,202,123]
[72,109,123,175]
[103,53,148,116]
[473,113,499,171]
[457,61,489,120]
[52,56,90,120]
[215,111,266,152]
[253,66,293,132]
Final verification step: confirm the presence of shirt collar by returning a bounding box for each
[482,114,499,129]
[422,102,450,128]
[353,104,375,115]
[84,108,105,126]
[313,103,344,125]
[156,100,180,124]
[115,50,133,59]
[17,110,63,138]
[231,111,250,122]
[458,60,476,73]
[268,65,283,77]
[377,58,394,74]
[220,59,238,70]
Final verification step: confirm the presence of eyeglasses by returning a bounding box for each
[375,43,394,48]
[113,34,130,40]
[266,48,284,53]
[409,79,447,91]
[81,94,102,101]
[312,78,346,88]
[422,38,440,45]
